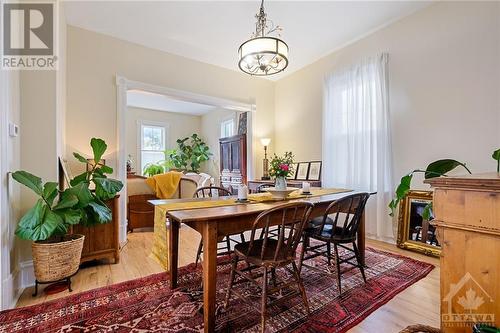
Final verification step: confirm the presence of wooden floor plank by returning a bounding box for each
[15,228,440,332]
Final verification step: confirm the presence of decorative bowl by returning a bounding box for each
[265,187,299,200]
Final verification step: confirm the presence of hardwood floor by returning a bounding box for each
[16,227,440,332]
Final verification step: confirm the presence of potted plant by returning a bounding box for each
[12,138,123,295]
[164,133,212,173]
[269,152,294,190]
[389,148,500,219]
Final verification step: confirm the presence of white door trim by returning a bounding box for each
[115,75,256,242]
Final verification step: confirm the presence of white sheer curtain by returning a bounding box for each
[322,53,394,242]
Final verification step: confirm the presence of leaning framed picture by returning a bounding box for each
[296,162,309,180]
[307,161,322,181]
[287,163,298,180]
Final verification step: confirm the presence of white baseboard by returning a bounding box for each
[1,269,21,310]
[19,260,34,288]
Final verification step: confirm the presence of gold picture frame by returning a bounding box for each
[396,190,440,257]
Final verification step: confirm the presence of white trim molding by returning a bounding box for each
[115,75,256,243]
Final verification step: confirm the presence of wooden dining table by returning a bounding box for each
[153,190,368,333]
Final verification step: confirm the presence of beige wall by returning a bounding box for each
[125,107,201,174]
[66,26,275,178]
[275,1,500,189]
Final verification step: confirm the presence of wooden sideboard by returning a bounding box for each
[72,195,120,264]
[425,173,499,332]
[247,179,322,193]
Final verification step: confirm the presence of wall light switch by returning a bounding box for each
[9,122,19,137]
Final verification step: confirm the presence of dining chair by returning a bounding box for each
[224,201,314,332]
[299,192,370,294]
[194,186,244,267]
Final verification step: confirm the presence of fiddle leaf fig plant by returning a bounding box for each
[12,138,123,242]
[389,148,499,220]
[165,133,211,173]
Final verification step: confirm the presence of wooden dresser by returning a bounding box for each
[72,195,120,264]
[425,173,499,332]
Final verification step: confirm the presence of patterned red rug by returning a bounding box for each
[0,247,434,333]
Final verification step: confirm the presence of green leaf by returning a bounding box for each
[16,202,63,241]
[422,202,433,221]
[99,164,113,174]
[389,173,413,217]
[43,182,59,206]
[90,138,107,163]
[12,171,43,196]
[424,159,470,179]
[55,208,82,225]
[93,178,123,200]
[18,199,45,228]
[64,182,93,208]
[53,193,78,210]
[492,148,500,172]
[33,210,64,240]
[88,201,112,223]
[73,152,88,164]
[70,171,89,186]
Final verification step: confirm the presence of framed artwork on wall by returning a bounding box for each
[307,161,322,181]
[296,162,309,180]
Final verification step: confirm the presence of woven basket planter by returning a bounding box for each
[31,234,84,283]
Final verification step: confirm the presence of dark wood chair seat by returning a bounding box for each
[225,201,314,332]
[300,192,371,294]
[234,239,293,266]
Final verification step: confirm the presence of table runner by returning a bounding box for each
[150,188,351,269]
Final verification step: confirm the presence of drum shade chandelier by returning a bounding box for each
[238,0,289,76]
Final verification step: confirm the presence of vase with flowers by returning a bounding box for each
[269,152,294,190]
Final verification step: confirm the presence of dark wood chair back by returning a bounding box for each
[246,201,313,262]
[311,192,370,241]
[194,186,232,198]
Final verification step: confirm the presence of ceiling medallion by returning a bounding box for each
[238,0,289,76]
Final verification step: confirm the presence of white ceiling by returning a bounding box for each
[127,89,216,115]
[64,1,431,80]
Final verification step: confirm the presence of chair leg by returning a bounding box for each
[326,242,332,266]
[224,255,238,308]
[195,240,203,267]
[271,268,277,288]
[292,261,310,315]
[239,232,245,243]
[225,236,231,254]
[298,235,308,274]
[352,241,367,283]
[333,243,342,294]
[261,267,268,333]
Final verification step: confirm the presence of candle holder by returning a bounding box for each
[260,138,271,180]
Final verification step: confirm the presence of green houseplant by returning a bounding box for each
[143,163,165,177]
[12,138,123,292]
[389,148,500,220]
[165,133,211,173]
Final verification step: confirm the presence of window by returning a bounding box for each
[220,118,235,138]
[140,123,166,175]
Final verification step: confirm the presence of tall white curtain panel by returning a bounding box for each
[322,53,394,241]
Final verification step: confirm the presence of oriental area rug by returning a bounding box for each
[0,247,434,333]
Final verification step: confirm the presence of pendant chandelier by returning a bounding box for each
[238,0,289,76]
